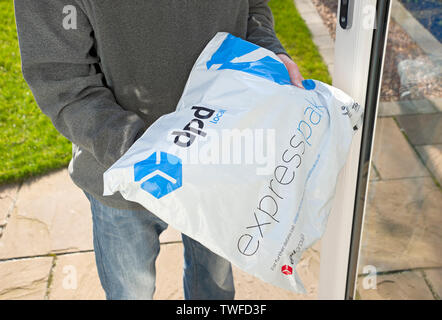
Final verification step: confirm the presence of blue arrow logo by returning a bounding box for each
[134,151,182,199]
[206,33,291,85]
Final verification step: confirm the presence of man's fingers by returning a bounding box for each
[288,65,304,88]
[276,54,305,88]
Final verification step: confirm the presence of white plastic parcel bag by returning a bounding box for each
[103,32,363,293]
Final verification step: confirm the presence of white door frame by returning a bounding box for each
[317,0,392,300]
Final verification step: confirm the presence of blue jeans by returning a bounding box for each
[84,192,235,300]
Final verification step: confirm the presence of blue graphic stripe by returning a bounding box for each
[207,34,291,85]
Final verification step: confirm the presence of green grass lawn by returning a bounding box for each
[269,0,331,83]
[0,0,71,184]
[0,0,330,185]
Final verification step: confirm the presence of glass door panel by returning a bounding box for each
[355,0,442,300]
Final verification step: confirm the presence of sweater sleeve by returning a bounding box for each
[14,0,146,168]
[246,0,290,58]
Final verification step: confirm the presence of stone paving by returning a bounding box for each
[0,0,440,300]
[295,0,442,300]
[0,169,321,300]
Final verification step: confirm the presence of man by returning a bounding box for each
[14,0,304,300]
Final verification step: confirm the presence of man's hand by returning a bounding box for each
[277,53,305,89]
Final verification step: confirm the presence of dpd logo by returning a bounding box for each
[171,106,215,148]
[134,151,182,199]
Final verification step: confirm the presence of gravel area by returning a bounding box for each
[311,0,441,101]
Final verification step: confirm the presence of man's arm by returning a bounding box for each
[247,0,304,88]
[246,0,287,56]
[14,0,146,168]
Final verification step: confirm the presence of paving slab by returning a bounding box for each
[318,47,334,66]
[293,0,317,14]
[0,184,19,224]
[0,241,317,300]
[154,243,185,300]
[369,164,380,181]
[391,0,442,65]
[48,252,105,300]
[371,117,429,179]
[0,256,53,300]
[378,100,438,117]
[48,240,181,300]
[327,63,334,76]
[428,97,442,112]
[304,21,330,38]
[415,144,442,185]
[395,113,442,146]
[0,169,93,259]
[154,242,319,300]
[358,177,442,272]
[159,226,182,244]
[299,11,323,25]
[312,34,334,50]
[422,268,442,299]
[357,270,434,300]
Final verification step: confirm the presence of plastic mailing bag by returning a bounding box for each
[103,32,363,293]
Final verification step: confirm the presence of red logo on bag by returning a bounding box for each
[281,265,293,275]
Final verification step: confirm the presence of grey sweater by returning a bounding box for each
[14,0,289,210]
